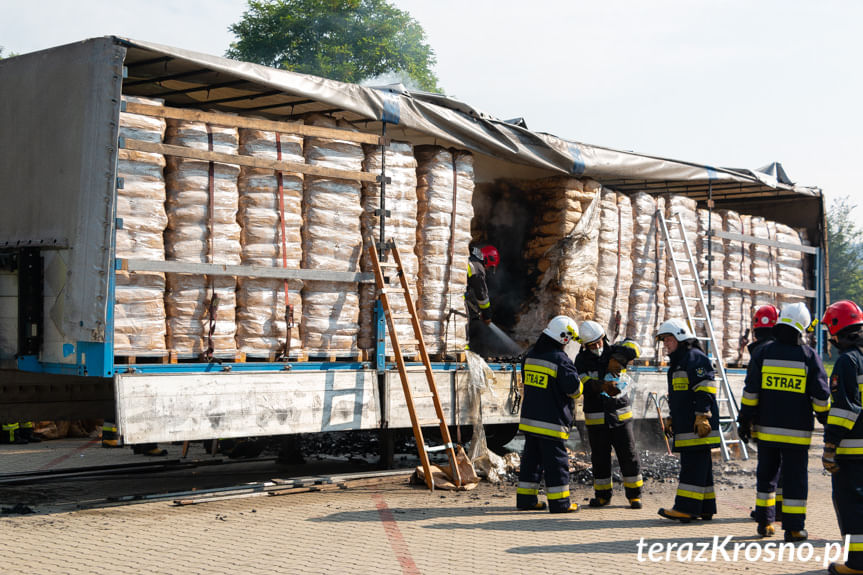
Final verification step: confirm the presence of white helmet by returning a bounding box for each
[543,315,579,345]
[656,318,694,342]
[577,320,605,345]
[777,302,812,335]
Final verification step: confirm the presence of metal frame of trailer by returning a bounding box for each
[0,37,827,439]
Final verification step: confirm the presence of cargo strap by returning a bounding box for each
[203,126,217,362]
[276,133,294,360]
[442,149,460,356]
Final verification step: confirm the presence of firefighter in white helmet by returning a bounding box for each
[739,302,829,541]
[655,318,720,522]
[574,321,644,508]
[516,315,582,513]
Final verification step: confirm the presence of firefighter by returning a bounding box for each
[821,300,863,575]
[655,318,720,523]
[516,315,582,514]
[738,302,829,541]
[574,321,644,509]
[464,245,499,353]
[746,304,783,523]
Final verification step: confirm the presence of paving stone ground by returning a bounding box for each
[0,435,848,575]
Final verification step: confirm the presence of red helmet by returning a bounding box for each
[480,245,500,269]
[753,305,779,329]
[822,300,863,336]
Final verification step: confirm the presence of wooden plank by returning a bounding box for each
[123,101,383,146]
[711,230,818,254]
[714,278,816,298]
[119,258,374,284]
[123,138,379,183]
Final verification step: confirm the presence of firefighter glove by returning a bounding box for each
[815,411,828,426]
[822,443,839,474]
[694,414,712,438]
[601,380,621,396]
[737,420,751,444]
[662,417,673,438]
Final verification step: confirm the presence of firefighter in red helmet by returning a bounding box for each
[465,244,499,353]
[821,300,863,575]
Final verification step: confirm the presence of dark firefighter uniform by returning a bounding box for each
[1,421,40,444]
[517,334,583,513]
[465,256,491,323]
[825,346,863,570]
[575,347,642,504]
[746,332,785,520]
[667,345,720,517]
[740,340,830,532]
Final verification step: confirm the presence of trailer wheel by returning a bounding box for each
[484,423,519,454]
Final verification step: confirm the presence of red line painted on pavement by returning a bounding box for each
[372,492,420,575]
[39,438,101,470]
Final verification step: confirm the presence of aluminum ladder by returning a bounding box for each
[368,237,463,490]
[655,210,749,461]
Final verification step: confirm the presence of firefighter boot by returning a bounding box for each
[517,502,547,511]
[1,423,26,445]
[757,523,776,537]
[829,563,863,574]
[784,529,808,542]
[551,503,579,514]
[133,443,167,456]
[19,423,41,443]
[589,497,611,507]
[101,422,122,448]
[657,508,695,523]
[629,498,643,509]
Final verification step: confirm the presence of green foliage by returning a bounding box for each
[226,0,441,92]
[826,195,863,305]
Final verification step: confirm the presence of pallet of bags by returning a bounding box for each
[300,115,364,357]
[663,195,698,329]
[512,177,600,347]
[773,221,809,309]
[595,189,634,340]
[114,96,169,357]
[236,125,304,358]
[414,146,475,356]
[625,192,663,362]
[359,141,419,356]
[164,120,241,357]
[696,208,725,356]
[721,210,747,366]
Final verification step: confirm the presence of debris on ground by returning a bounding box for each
[2,503,35,515]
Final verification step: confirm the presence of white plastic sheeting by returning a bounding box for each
[236,126,304,356]
[164,120,241,357]
[114,95,168,356]
[414,147,474,355]
[300,115,363,355]
[359,141,419,353]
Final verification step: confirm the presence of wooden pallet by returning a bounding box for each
[114,354,172,365]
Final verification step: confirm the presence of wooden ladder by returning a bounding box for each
[368,238,462,490]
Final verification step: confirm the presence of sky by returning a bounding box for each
[2,0,861,217]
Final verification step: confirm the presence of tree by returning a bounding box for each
[226,0,441,92]
[826,195,863,305]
